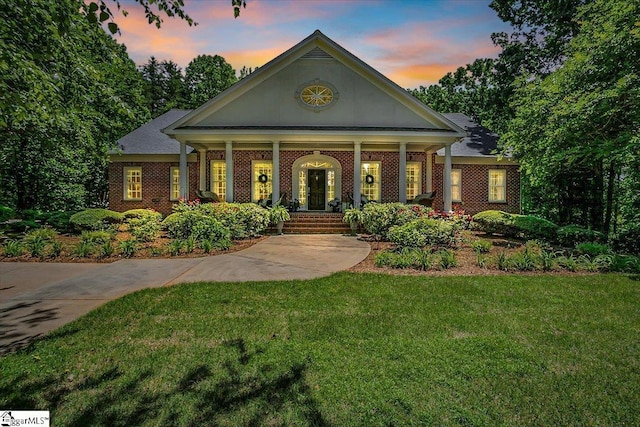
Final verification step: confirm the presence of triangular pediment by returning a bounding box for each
[164,30,465,138]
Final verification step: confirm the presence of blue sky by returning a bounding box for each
[114,0,511,88]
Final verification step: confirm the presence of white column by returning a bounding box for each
[426,151,433,192]
[399,142,407,203]
[272,141,280,204]
[353,141,362,208]
[179,141,188,199]
[444,144,452,212]
[198,149,206,191]
[225,141,233,202]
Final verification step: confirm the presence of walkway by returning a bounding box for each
[0,235,370,353]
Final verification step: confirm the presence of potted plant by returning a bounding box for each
[269,205,290,235]
[342,208,363,235]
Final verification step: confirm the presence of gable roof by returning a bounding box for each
[164,30,465,137]
[114,109,194,155]
[437,113,508,158]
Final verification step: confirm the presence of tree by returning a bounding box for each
[140,57,187,117]
[502,0,639,233]
[0,0,149,211]
[184,55,237,108]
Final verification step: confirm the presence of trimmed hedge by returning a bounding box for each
[122,209,163,221]
[388,218,457,248]
[163,211,231,248]
[69,209,124,231]
[556,224,605,246]
[472,210,558,241]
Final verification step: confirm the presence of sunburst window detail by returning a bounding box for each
[295,79,339,112]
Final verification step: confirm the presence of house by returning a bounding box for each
[109,30,519,216]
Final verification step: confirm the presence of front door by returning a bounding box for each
[308,169,326,210]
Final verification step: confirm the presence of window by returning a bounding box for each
[327,170,335,202]
[361,161,381,202]
[451,169,462,202]
[252,161,273,202]
[210,161,226,201]
[170,167,189,201]
[406,162,421,201]
[124,167,142,200]
[488,169,507,202]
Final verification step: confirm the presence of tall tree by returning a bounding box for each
[184,54,237,108]
[502,0,639,233]
[0,0,149,210]
[140,57,187,117]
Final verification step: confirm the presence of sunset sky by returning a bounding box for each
[113,0,511,88]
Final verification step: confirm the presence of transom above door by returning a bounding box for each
[292,152,342,211]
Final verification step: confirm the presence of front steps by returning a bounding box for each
[272,212,352,234]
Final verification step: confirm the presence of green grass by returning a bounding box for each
[2,273,639,426]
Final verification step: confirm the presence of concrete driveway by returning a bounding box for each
[0,234,370,353]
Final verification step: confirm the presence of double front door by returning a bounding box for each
[308,169,325,210]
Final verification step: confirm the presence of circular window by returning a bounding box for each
[295,79,339,112]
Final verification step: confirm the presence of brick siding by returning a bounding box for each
[109,151,520,215]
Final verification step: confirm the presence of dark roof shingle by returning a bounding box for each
[113,109,193,155]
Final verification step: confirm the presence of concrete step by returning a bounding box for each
[269,212,352,234]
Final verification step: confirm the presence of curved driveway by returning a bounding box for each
[0,235,370,353]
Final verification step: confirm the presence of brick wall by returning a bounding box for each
[431,158,520,214]
[109,151,520,216]
[108,161,198,214]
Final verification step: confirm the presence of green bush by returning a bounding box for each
[388,218,457,248]
[3,240,24,257]
[471,239,492,254]
[556,224,605,247]
[72,242,94,258]
[122,209,163,221]
[200,203,270,239]
[80,230,115,245]
[163,211,231,248]
[23,227,58,244]
[70,209,124,231]
[119,239,137,258]
[513,215,558,241]
[44,211,77,233]
[473,210,559,241]
[472,210,515,236]
[127,216,162,242]
[575,242,610,257]
[361,203,429,240]
[610,222,640,255]
[0,205,15,222]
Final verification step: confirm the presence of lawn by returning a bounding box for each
[1,273,639,426]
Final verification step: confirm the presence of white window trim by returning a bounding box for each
[170,167,188,201]
[361,161,382,202]
[451,169,462,203]
[488,169,507,203]
[123,166,142,201]
[252,160,273,203]
[210,160,226,201]
[406,161,422,201]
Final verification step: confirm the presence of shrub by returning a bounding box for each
[49,240,64,258]
[199,239,213,254]
[80,230,115,245]
[513,215,558,241]
[187,202,270,239]
[72,242,94,258]
[610,222,640,255]
[44,211,77,233]
[556,224,605,247]
[471,239,492,254]
[168,239,183,256]
[122,209,163,221]
[3,240,24,257]
[0,205,15,222]
[437,249,457,270]
[99,241,115,259]
[472,210,515,236]
[163,211,231,248]
[388,218,457,248]
[119,239,137,258]
[609,254,640,273]
[184,236,196,254]
[361,203,429,240]
[575,242,610,257]
[23,227,58,244]
[70,209,124,231]
[127,216,161,242]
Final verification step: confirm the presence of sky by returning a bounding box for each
[113,0,512,88]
